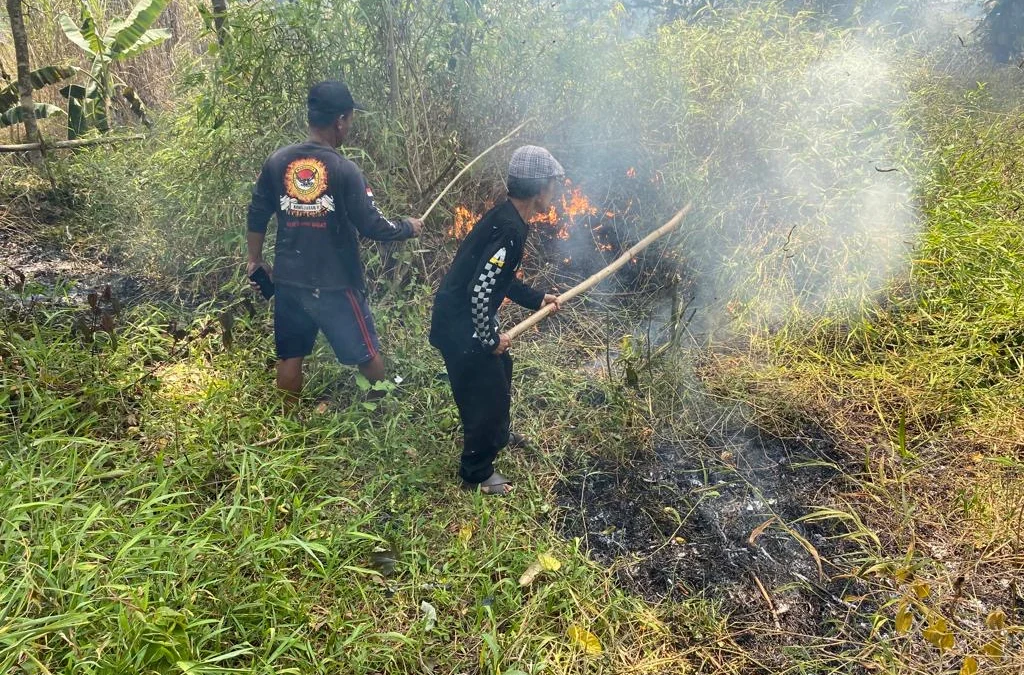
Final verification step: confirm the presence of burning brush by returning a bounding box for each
[450,180,624,260]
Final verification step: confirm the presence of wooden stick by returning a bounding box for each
[0,134,145,153]
[507,202,693,341]
[419,120,530,221]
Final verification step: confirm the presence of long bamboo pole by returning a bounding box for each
[0,135,145,153]
[507,202,693,341]
[419,119,530,221]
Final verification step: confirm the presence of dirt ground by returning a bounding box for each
[0,189,207,311]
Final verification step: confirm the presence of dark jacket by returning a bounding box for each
[247,141,414,292]
[430,200,545,355]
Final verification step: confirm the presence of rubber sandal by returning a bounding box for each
[507,432,532,449]
[463,471,514,497]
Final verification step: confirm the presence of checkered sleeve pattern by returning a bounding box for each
[471,247,506,349]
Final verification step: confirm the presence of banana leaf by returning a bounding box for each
[60,84,88,139]
[115,28,170,61]
[106,0,171,58]
[59,4,106,58]
[0,103,66,128]
[0,66,75,110]
[81,3,110,52]
[120,86,152,127]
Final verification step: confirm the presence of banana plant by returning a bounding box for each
[0,65,74,128]
[58,0,171,137]
[0,103,66,128]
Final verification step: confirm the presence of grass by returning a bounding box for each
[5,102,1024,673]
[699,86,1024,673]
[3,2,1024,673]
[0,289,715,674]
[5,237,1020,674]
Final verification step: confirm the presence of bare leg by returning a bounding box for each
[277,357,304,408]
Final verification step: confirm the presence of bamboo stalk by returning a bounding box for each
[507,202,693,341]
[419,119,530,221]
[0,134,145,152]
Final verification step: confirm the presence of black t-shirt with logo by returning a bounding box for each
[247,141,414,292]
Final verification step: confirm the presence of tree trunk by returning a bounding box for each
[211,0,227,45]
[0,134,144,153]
[4,0,42,163]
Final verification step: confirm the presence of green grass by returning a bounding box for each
[701,86,1024,674]
[5,3,1024,672]
[1,292,717,674]
[6,99,1024,675]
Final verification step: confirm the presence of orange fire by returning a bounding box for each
[529,182,599,240]
[626,167,637,179]
[531,206,558,225]
[450,205,480,239]
[561,188,597,222]
[452,182,615,264]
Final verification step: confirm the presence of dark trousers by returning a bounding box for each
[440,348,513,484]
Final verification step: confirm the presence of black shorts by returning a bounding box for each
[274,284,381,365]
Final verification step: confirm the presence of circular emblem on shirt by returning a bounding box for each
[285,158,328,202]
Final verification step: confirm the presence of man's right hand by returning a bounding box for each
[492,333,511,355]
[407,218,424,237]
[246,260,272,291]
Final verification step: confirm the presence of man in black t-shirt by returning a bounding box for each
[430,146,564,495]
[247,81,422,403]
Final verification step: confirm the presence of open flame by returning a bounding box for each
[448,181,631,271]
[449,205,480,240]
[529,181,598,240]
[562,187,598,222]
[531,205,559,230]
[450,180,604,242]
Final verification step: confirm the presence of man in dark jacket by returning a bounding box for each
[430,146,563,495]
[247,80,422,402]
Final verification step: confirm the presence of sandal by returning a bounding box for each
[463,471,514,497]
[507,432,532,449]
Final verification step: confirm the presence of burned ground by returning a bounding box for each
[555,424,874,662]
[0,193,147,303]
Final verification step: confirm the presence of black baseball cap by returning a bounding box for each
[307,80,364,117]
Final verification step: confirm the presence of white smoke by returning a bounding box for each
[670,18,959,338]
[459,1,997,342]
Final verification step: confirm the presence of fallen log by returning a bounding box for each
[0,134,145,153]
[507,202,694,341]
